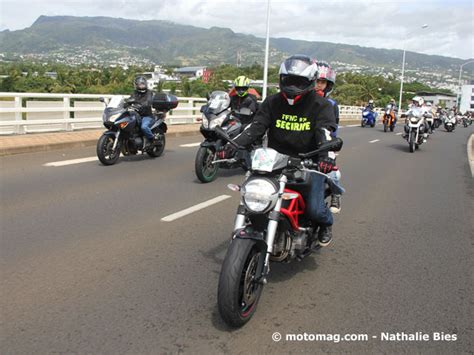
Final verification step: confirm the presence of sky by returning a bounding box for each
[0,0,473,59]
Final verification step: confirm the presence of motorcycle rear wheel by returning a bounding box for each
[195,146,219,183]
[147,132,166,157]
[218,238,264,328]
[383,121,388,132]
[97,134,120,165]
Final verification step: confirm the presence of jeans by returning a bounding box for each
[141,116,155,140]
[305,172,333,227]
[328,169,344,193]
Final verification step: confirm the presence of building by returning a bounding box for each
[174,66,207,79]
[139,66,179,90]
[417,91,456,109]
[459,82,474,114]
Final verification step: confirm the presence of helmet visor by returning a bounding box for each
[280,75,312,91]
[236,87,248,96]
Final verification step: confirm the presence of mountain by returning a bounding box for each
[0,15,470,76]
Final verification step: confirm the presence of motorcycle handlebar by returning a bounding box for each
[214,126,246,150]
[298,137,343,159]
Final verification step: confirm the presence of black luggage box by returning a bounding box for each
[152,93,179,111]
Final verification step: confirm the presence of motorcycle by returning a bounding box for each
[97,93,178,165]
[382,105,396,132]
[424,112,435,134]
[215,126,343,328]
[403,108,426,153]
[462,115,472,127]
[361,108,377,128]
[444,113,456,132]
[434,112,444,129]
[195,91,254,183]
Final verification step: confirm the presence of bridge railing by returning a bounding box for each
[0,92,379,135]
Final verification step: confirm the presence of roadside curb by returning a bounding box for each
[468,133,474,178]
[0,127,200,156]
[0,120,362,157]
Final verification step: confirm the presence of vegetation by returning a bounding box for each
[0,61,452,108]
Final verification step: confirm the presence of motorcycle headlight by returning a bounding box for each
[209,116,225,129]
[241,178,278,213]
[104,112,122,123]
[201,115,209,128]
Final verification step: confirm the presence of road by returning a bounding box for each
[1,124,473,353]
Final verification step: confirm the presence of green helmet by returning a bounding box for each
[233,76,250,97]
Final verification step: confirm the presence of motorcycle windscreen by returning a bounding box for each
[250,148,288,172]
[206,91,231,115]
[108,96,124,108]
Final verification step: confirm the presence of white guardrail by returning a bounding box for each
[0,92,378,135]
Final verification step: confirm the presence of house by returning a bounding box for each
[174,66,207,79]
[459,81,474,113]
[417,91,456,109]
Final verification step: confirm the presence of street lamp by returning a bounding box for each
[398,24,428,113]
[262,0,271,100]
[456,60,474,110]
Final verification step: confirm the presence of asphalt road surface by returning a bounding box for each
[1,124,473,354]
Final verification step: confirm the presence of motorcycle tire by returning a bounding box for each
[218,238,264,328]
[97,134,120,165]
[383,122,388,132]
[361,120,366,128]
[371,122,375,128]
[409,132,416,153]
[390,124,395,132]
[195,146,219,183]
[147,132,166,158]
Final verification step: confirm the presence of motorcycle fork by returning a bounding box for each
[112,131,121,151]
[263,175,287,274]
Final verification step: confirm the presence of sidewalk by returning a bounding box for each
[0,124,200,156]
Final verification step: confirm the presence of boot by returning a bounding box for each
[318,226,333,247]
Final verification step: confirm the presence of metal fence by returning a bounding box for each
[0,92,380,135]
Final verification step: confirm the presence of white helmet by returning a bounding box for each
[412,96,424,106]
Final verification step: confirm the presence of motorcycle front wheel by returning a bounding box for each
[409,132,416,153]
[97,134,120,165]
[383,121,388,132]
[218,238,264,328]
[195,146,219,183]
[361,120,366,128]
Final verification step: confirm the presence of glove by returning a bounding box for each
[317,157,336,174]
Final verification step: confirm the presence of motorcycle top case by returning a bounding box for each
[152,93,179,111]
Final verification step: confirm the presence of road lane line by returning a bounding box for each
[161,195,231,222]
[180,142,201,147]
[44,157,98,167]
[346,124,359,127]
[396,132,403,135]
[369,139,380,143]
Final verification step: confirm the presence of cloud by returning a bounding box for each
[0,0,472,59]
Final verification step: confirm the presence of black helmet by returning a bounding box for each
[134,76,148,93]
[279,55,318,105]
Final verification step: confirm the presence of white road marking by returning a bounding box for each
[161,195,232,222]
[44,157,98,167]
[369,139,380,143]
[346,124,359,127]
[180,142,201,147]
[396,132,403,135]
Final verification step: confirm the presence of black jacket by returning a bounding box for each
[230,94,258,114]
[234,91,337,157]
[129,90,154,117]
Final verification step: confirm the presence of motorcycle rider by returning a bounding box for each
[402,96,429,141]
[386,98,398,124]
[229,76,259,125]
[315,61,342,214]
[233,55,338,246]
[128,76,155,149]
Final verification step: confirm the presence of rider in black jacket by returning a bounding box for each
[234,55,338,246]
[129,76,155,148]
